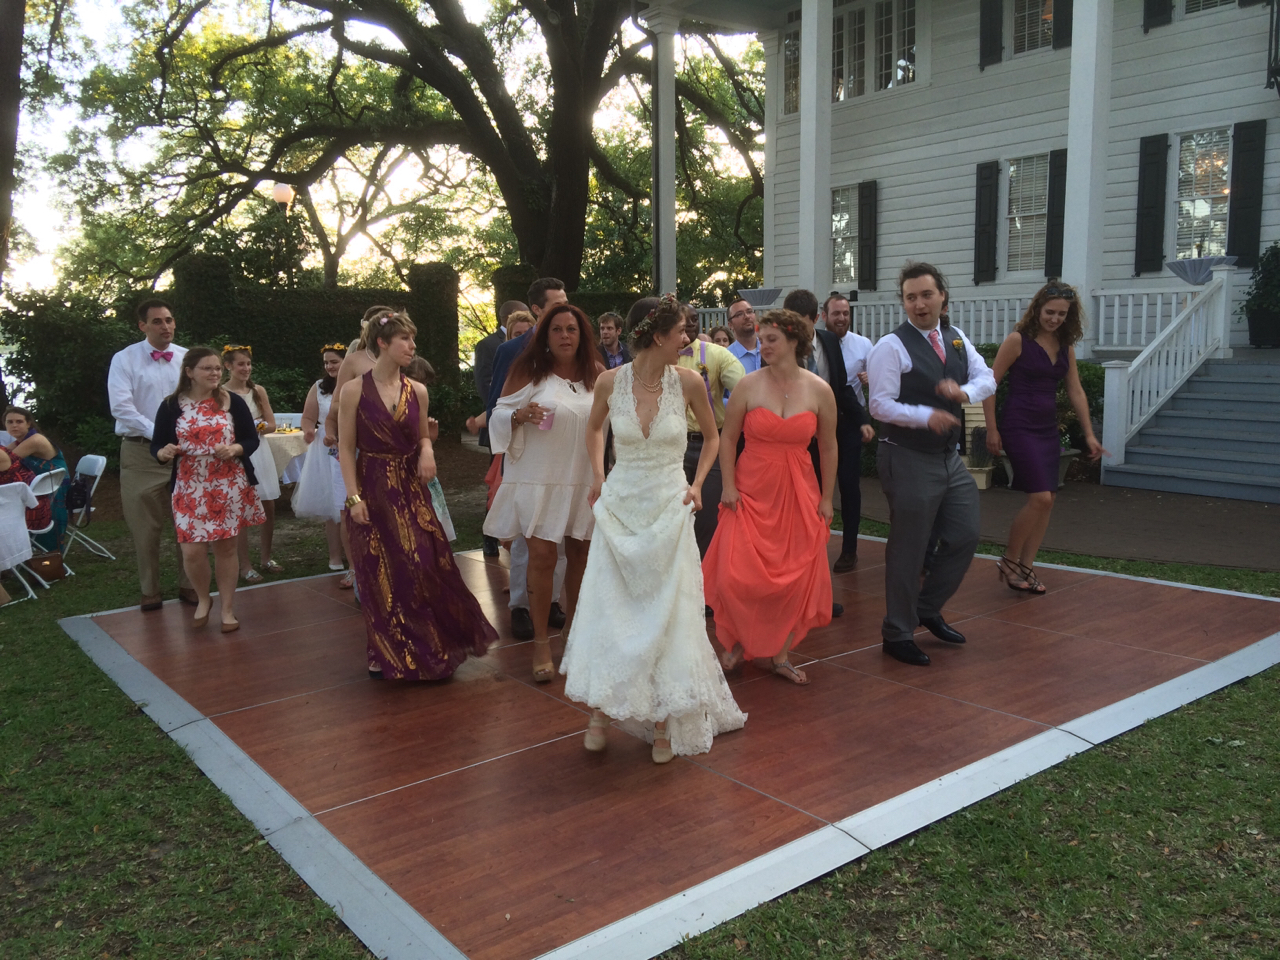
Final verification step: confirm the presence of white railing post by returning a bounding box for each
[1209,263,1235,359]
[1101,360,1130,466]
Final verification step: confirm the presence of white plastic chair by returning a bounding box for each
[25,467,72,585]
[62,454,115,560]
[0,481,39,602]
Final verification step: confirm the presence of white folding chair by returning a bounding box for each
[62,454,116,560]
[25,467,72,585]
[0,481,39,602]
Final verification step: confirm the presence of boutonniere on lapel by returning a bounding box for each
[951,338,964,355]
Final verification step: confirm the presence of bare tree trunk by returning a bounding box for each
[0,0,26,276]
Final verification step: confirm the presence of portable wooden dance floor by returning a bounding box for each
[63,537,1280,960]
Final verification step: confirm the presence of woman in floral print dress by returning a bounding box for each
[152,347,265,632]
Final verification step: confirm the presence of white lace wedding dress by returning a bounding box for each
[560,364,746,756]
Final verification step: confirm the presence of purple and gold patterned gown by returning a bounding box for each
[348,372,496,679]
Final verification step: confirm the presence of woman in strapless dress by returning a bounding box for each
[982,280,1107,594]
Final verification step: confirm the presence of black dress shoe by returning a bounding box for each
[883,638,931,666]
[548,602,567,629]
[918,615,966,644]
[511,607,535,640]
[832,551,858,573]
[482,535,500,557]
[831,602,844,618]
[140,595,163,612]
[704,604,714,618]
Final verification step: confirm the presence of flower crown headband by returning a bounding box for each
[631,292,680,340]
[222,344,251,355]
[323,342,348,352]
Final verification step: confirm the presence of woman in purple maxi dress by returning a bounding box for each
[982,281,1106,595]
[339,312,496,679]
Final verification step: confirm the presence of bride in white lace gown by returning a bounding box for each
[561,295,747,763]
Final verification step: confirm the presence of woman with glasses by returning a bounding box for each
[982,281,1106,594]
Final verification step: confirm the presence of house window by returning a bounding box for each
[783,12,801,116]
[1176,128,1230,259]
[1007,153,1049,272]
[1185,0,1231,13]
[1012,0,1054,55]
[832,187,859,285]
[831,0,914,101]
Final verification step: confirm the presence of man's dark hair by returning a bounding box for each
[498,300,528,325]
[897,261,949,301]
[136,298,174,322]
[527,277,566,310]
[822,293,850,315]
[782,288,819,322]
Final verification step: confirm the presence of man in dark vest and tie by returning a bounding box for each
[867,262,996,666]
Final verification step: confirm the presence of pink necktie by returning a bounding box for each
[927,329,946,363]
[151,349,174,362]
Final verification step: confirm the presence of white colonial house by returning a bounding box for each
[647,0,1279,502]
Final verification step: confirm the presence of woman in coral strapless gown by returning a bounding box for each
[703,309,838,685]
[982,280,1106,594]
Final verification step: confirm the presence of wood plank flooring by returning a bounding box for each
[89,540,1280,960]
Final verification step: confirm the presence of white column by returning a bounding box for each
[761,28,778,289]
[642,8,681,296]
[1210,262,1236,359]
[797,0,833,297]
[1100,360,1130,467]
[1062,0,1114,360]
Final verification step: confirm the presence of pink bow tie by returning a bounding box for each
[151,349,173,362]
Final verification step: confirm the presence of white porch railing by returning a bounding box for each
[851,297,1027,345]
[1093,286,1203,348]
[1100,265,1234,467]
[697,307,729,331]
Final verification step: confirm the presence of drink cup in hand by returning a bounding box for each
[537,400,558,431]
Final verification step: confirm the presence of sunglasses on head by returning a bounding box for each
[1042,283,1076,300]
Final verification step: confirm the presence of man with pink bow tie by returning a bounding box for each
[108,299,193,611]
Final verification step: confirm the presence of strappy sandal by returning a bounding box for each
[531,638,556,683]
[719,646,745,673]
[263,559,284,573]
[241,569,264,584]
[652,723,674,764]
[338,570,355,589]
[771,659,810,685]
[997,556,1046,594]
[584,713,609,752]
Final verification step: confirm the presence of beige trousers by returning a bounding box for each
[119,439,190,597]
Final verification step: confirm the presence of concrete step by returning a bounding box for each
[1125,444,1280,478]
[1138,426,1280,456]
[1147,409,1280,439]
[1167,392,1277,415]
[1198,358,1280,379]
[1182,375,1280,397]
[1104,462,1280,504]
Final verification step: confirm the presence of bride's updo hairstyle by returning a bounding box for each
[625,293,683,350]
[759,308,814,364]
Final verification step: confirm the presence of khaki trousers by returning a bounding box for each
[119,439,190,597]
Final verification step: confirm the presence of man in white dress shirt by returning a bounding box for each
[867,263,996,666]
[107,299,194,611]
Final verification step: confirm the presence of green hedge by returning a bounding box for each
[489,264,640,326]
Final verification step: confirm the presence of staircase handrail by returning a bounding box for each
[1101,275,1227,466]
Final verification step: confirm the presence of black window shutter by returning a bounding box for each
[1226,120,1267,270]
[1143,0,1172,33]
[980,0,1004,70]
[1044,149,1068,278]
[857,180,878,291]
[1053,0,1073,49]
[974,161,1000,284]
[1134,134,1169,275]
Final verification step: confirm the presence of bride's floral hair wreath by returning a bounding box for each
[624,293,683,350]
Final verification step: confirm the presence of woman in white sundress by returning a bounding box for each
[560,294,746,764]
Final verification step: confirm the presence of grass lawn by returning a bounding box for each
[2,506,1276,959]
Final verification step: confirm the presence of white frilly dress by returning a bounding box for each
[484,374,595,543]
[560,365,746,757]
[291,382,344,523]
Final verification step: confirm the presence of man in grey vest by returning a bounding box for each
[867,262,996,665]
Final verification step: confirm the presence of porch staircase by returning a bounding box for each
[1103,355,1280,503]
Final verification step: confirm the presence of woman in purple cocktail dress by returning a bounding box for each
[982,281,1107,594]
[338,310,496,679]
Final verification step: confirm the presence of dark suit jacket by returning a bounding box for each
[814,328,868,430]
[473,329,504,398]
[151,391,260,490]
[485,329,535,424]
[598,342,632,367]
